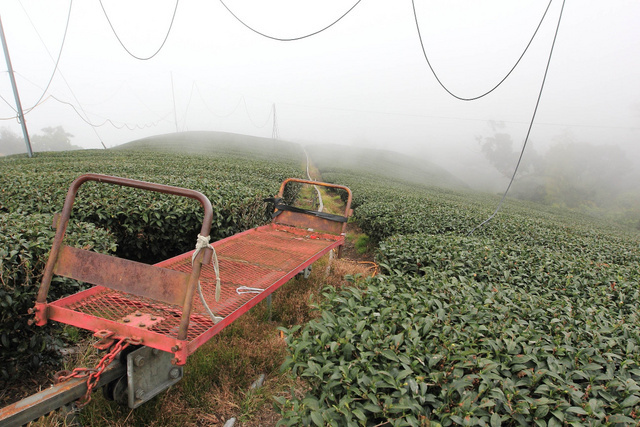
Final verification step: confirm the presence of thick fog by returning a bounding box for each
[1,0,639,203]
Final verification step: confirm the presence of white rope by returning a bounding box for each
[192,234,222,323]
[197,281,223,324]
[236,286,264,294]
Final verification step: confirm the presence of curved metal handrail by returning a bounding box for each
[36,174,213,305]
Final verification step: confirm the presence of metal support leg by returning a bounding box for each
[266,294,272,321]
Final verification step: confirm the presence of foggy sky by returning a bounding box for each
[1,0,638,185]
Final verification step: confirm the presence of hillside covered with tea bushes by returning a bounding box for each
[279,168,640,425]
[2,134,640,425]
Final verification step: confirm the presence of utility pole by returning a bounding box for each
[0,15,33,157]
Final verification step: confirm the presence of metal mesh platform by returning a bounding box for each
[33,175,352,365]
[47,224,342,358]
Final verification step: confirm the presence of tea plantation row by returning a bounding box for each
[279,171,640,426]
[0,145,304,380]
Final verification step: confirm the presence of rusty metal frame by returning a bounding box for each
[28,175,352,366]
[275,178,353,237]
[32,174,214,343]
[35,222,344,365]
[5,174,357,424]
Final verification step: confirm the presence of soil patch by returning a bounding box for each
[0,363,56,407]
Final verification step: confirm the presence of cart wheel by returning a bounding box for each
[102,375,128,405]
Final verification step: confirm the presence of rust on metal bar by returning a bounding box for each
[36,173,213,320]
[53,245,190,307]
[177,250,205,341]
[274,210,343,235]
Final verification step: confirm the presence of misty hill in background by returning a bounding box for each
[118,132,640,231]
[305,143,467,190]
[117,131,304,162]
[119,132,466,191]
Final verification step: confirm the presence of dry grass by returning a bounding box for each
[318,189,345,216]
[291,184,320,211]
[27,412,79,427]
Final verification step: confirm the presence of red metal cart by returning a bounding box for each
[31,174,352,366]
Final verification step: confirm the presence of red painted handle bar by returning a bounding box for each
[36,174,213,304]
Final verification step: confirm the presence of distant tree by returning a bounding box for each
[31,126,81,152]
[477,132,541,179]
[543,142,632,208]
[1,126,82,155]
[0,127,26,156]
[479,132,518,178]
[478,124,638,217]
[477,127,546,201]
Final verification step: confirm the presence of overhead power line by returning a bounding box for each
[99,0,179,60]
[0,93,17,113]
[4,1,106,146]
[15,44,107,143]
[180,81,197,132]
[124,82,173,121]
[412,0,554,101]
[218,0,363,41]
[13,67,171,131]
[18,0,73,113]
[242,97,273,128]
[13,71,168,130]
[468,0,566,235]
[178,80,275,132]
[44,94,171,130]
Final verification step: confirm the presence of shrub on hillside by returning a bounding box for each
[279,272,640,426]
[0,212,116,380]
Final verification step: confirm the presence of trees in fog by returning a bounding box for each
[479,129,640,229]
[0,126,80,156]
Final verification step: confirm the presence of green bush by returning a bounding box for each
[279,268,640,426]
[0,150,303,263]
[0,212,117,380]
[279,171,640,426]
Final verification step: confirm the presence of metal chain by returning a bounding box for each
[79,338,130,407]
[54,337,131,408]
[54,367,97,383]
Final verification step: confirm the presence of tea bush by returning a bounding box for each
[280,268,640,426]
[0,149,303,262]
[0,212,117,380]
[279,171,640,426]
